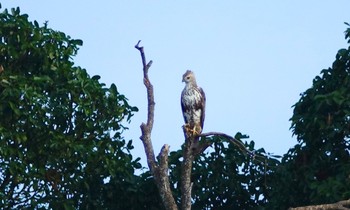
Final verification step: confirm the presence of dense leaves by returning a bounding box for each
[0,7,139,209]
[267,23,350,209]
[103,171,165,210]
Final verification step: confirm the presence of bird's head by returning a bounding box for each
[182,70,196,84]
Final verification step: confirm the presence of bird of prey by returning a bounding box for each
[181,70,206,139]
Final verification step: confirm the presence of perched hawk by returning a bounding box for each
[181,70,206,138]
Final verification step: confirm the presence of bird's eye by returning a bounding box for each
[186,76,190,80]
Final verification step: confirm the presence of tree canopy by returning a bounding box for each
[0,7,140,209]
[267,23,350,209]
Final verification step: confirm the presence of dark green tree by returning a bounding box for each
[268,23,350,209]
[102,170,165,210]
[0,7,140,209]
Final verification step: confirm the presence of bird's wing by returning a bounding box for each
[198,87,206,129]
[181,90,188,123]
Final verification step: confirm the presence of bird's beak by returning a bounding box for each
[182,78,185,82]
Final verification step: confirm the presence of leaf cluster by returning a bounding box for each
[266,23,350,209]
[0,7,139,209]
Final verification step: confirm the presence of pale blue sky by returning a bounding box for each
[2,1,350,166]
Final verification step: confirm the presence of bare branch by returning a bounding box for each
[289,199,350,210]
[181,127,195,210]
[196,131,275,172]
[135,40,155,132]
[156,144,176,208]
[135,40,157,172]
[198,132,255,157]
[135,41,177,210]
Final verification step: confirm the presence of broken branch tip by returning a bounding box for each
[135,40,142,49]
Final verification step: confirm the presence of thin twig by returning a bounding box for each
[198,132,275,166]
[198,132,255,156]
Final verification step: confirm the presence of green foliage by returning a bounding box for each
[168,134,279,209]
[0,7,139,209]
[267,23,350,209]
[103,171,165,210]
[5,5,349,210]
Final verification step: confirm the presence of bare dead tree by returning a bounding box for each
[135,41,205,210]
[135,41,177,210]
[135,41,266,210]
[288,199,350,210]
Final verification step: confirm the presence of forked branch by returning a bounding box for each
[135,41,177,210]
